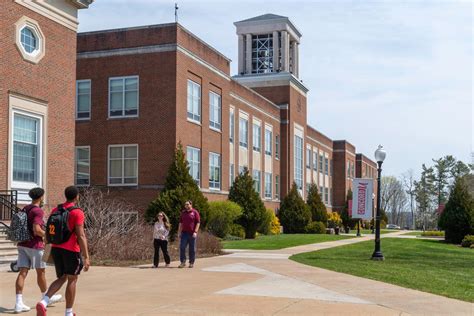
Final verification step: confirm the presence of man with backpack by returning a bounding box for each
[13,187,62,313]
[36,186,90,316]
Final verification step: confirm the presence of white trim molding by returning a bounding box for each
[8,93,48,204]
[14,16,45,64]
[14,0,93,31]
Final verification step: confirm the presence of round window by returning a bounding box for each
[20,27,38,54]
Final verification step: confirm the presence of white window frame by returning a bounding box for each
[187,79,201,123]
[239,117,248,148]
[11,110,43,190]
[107,144,138,186]
[253,123,261,152]
[253,170,261,194]
[275,135,280,159]
[75,146,90,186]
[313,150,318,171]
[275,175,280,199]
[76,79,91,120]
[294,135,303,191]
[229,163,234,187]
[325,156,329,175]
[229,108,234,143]
[108,76,139,119]
[187,146,201,187]
[264,172,272,199]
[209,91,221,131]
[306,148,311,169]
[319,154,324,173]
[209,152,221,190]
[265,128,272,156]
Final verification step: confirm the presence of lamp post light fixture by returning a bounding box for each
[372,145,386,261]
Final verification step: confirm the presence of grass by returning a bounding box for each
[402,231,423,236]
[222,234,353,250]
[354,229,398,235]
[291,238,474,302]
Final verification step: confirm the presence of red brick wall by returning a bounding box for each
[0,2,77,209]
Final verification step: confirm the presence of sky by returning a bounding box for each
[78,0,473,178]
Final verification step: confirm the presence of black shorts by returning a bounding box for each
[51,247,83,278]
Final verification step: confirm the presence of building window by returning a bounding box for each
[275,135,280,159]
[329,188,332,205]
[229,109,234,143]
[294,135,303,191]
[13,114,40,184]
[108,145,138,185]
[253,123,261,152]
[109,76,138,118]
[239,165,245,175]
[187,80,201,122]
[325,157,329,175]
[265,128,272,156]
[320,186,323,196]
[76,80,91,120]
[319,154,323,173]
[306,182,311,195]
[351,162,355,178]
[209,153,221,189]
[325,188,329,204]
[275,175,280,199]
[230,163,234,187]
[187,147,200,186]
[75,147,90,186]
[20,27,38,54]
[252,34,273,74]
[265,172,272,199]
[209,92,221,130]
[239,118,248,148]
[347,161,351,178]
[330,159,333,176]
[313,151,318,171]
[306,148,311,169]
[253,170,261,194]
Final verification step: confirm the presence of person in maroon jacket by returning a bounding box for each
[177,200,200,268]
[14,187,61,313]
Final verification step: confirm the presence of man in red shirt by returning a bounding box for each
[36,186,90,316]
[14,188,61,313]
[177,200,200,268]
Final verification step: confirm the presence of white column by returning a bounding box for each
[281,31,289,72]
[294,42,299,77]
[246,34,252,74]
[272,31,279,72]
[238,35,244,75]
[292,41,298,77]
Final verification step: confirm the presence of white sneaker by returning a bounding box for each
[14,302,31,313]
[47,294,62,306]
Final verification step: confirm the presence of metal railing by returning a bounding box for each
[0,190,20,222]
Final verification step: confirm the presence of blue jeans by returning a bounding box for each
[179,232,196,264]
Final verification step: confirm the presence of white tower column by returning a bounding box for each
[281,31,289,72]
[294,42,299,77]
[246,34,252,74]
[272,31,279,72]
[238,34,244,74]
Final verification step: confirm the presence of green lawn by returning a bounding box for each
[402,231,423,236]
[222,234,354,250]
[291,238,474,302]
[352,229,398,235]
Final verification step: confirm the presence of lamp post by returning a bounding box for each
[371,193,375,234]
[371,145,386,261]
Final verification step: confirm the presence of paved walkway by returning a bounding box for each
[0,232,472,315]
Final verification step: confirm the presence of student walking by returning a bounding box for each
[36,186,90,316]
[13,188,62,313]
[177,200,200,268]
[152,212,171,268]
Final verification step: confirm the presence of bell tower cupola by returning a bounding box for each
[234,14,302,78]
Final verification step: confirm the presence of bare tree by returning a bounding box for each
[402,169,417,229]
[381,176,408,226]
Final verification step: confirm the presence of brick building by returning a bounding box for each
[75,14,377,213]
[0,0,93,218]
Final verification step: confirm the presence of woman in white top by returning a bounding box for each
[152,212,171,268]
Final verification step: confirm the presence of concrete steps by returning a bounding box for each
[0,227,17,265]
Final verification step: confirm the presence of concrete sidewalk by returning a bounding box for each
[0,231,472,315]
